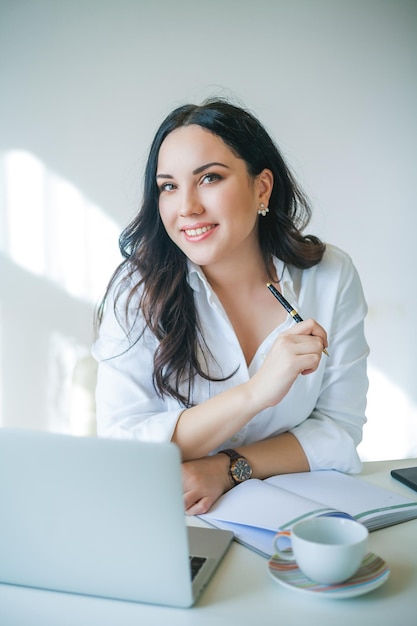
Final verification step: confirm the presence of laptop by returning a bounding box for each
[0,429,233,607]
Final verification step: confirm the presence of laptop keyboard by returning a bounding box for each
[189,556,207,580]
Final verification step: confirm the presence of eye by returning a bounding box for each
[158,181,176,193]
[200,172,222,185]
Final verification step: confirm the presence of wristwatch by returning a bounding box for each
[220,449,253,486]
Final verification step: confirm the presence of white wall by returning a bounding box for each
[1,0,416,459]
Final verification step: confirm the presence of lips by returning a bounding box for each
[182,224,217,238]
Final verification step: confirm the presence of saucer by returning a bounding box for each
[268,552,390,599]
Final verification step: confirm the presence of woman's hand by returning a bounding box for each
[182,454,232,515]
[248,319,328,411]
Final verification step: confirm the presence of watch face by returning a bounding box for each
[231,458,252,482]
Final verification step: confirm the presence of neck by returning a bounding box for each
[201,249,274,294]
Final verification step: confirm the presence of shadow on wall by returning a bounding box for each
[0,254,95,432]
[0,150,120,433]
[0,150,120,303]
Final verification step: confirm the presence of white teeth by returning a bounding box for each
[184,225,215,237]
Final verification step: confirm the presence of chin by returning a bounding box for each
[179,247,221,268]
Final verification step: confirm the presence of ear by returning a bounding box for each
[256,169,273,205]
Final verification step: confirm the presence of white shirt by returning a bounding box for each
[92,244,369,473]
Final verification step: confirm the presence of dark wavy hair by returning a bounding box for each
[97,98,325,406]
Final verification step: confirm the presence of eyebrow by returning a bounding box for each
[156,161,230,179]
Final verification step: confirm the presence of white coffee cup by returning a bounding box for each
[274,515,369,584]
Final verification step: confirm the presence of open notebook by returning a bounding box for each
[0,429,233,607]
[199,469,417,558]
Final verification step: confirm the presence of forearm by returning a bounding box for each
[237,432,310,479]
[172,379,264,461]
[182,432,310,515]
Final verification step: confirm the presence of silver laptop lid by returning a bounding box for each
[0,430,199,606]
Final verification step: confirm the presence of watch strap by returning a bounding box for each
[220,449,241,462]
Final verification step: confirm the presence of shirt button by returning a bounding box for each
[231,436,239,443]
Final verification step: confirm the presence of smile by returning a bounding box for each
[183,224,217,237]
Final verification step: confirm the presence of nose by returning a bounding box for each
[179,189,203,217]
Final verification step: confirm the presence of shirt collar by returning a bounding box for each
[271,257,299,303]
[186,260,209,293]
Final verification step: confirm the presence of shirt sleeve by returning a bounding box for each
[92,282,183,442]
[290,249,369,474]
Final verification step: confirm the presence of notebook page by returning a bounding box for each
[200,478,333,531]
[265,470,416,518]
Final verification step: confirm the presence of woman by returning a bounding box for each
[93,98,369,515]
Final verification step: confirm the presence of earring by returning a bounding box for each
[258,203,269,216]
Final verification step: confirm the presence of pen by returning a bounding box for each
[266,282,329,356]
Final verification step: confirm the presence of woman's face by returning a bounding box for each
[156,124,272,273]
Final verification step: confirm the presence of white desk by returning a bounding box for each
[1,458,416,626]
